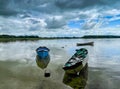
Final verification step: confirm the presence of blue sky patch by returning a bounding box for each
[68,20,85,28]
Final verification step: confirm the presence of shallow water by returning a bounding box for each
[0,39,120,89]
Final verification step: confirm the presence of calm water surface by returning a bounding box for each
[0,39,120,89]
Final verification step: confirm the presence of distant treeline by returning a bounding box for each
[0,34,81,39]
[39,37,81,39]
[1,34,120,39]
[0,35,39,38]
[82,35,120,38]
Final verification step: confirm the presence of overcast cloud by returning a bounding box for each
[0,0,120,36]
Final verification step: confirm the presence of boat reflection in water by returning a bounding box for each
[63,63,88,89]
[36,55,50,69]
[36,54,51,77]
[35,47,51,77]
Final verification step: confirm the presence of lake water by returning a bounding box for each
[0,39,120,89]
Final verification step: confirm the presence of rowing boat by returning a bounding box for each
[77,42,94,46]
[63,48,88,74]
[36,46,50,59]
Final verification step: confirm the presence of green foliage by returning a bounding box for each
[0,34,39,38]
[82,35,120,38]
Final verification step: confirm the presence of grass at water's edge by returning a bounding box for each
[1,37,80,42]
[0,38,41,42]
[1,34,120,42]
[0,37,81,42]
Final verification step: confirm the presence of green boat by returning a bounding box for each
[63,48,88,74]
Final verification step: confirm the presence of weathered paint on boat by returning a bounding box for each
[36,46,50,59]
[63,48,88,74]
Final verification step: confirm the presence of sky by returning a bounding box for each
[0,0,120,37]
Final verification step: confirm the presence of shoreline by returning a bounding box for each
[1,35,120,42]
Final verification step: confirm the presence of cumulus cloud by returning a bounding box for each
[55,0,103,9]
[45,15,66,29]
[1,0,120,36]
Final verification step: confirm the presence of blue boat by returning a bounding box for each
[36,46,50,59]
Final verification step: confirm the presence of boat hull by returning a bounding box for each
[77,42,94,46]
[37,51,49,59]
[63,55,88,74]
[63,48,88,74]
[36,47,50,59]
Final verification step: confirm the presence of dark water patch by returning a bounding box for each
[0,60,71,89]
[86,67,120,89]
[36,79,71,89]
[0,60,43,89]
